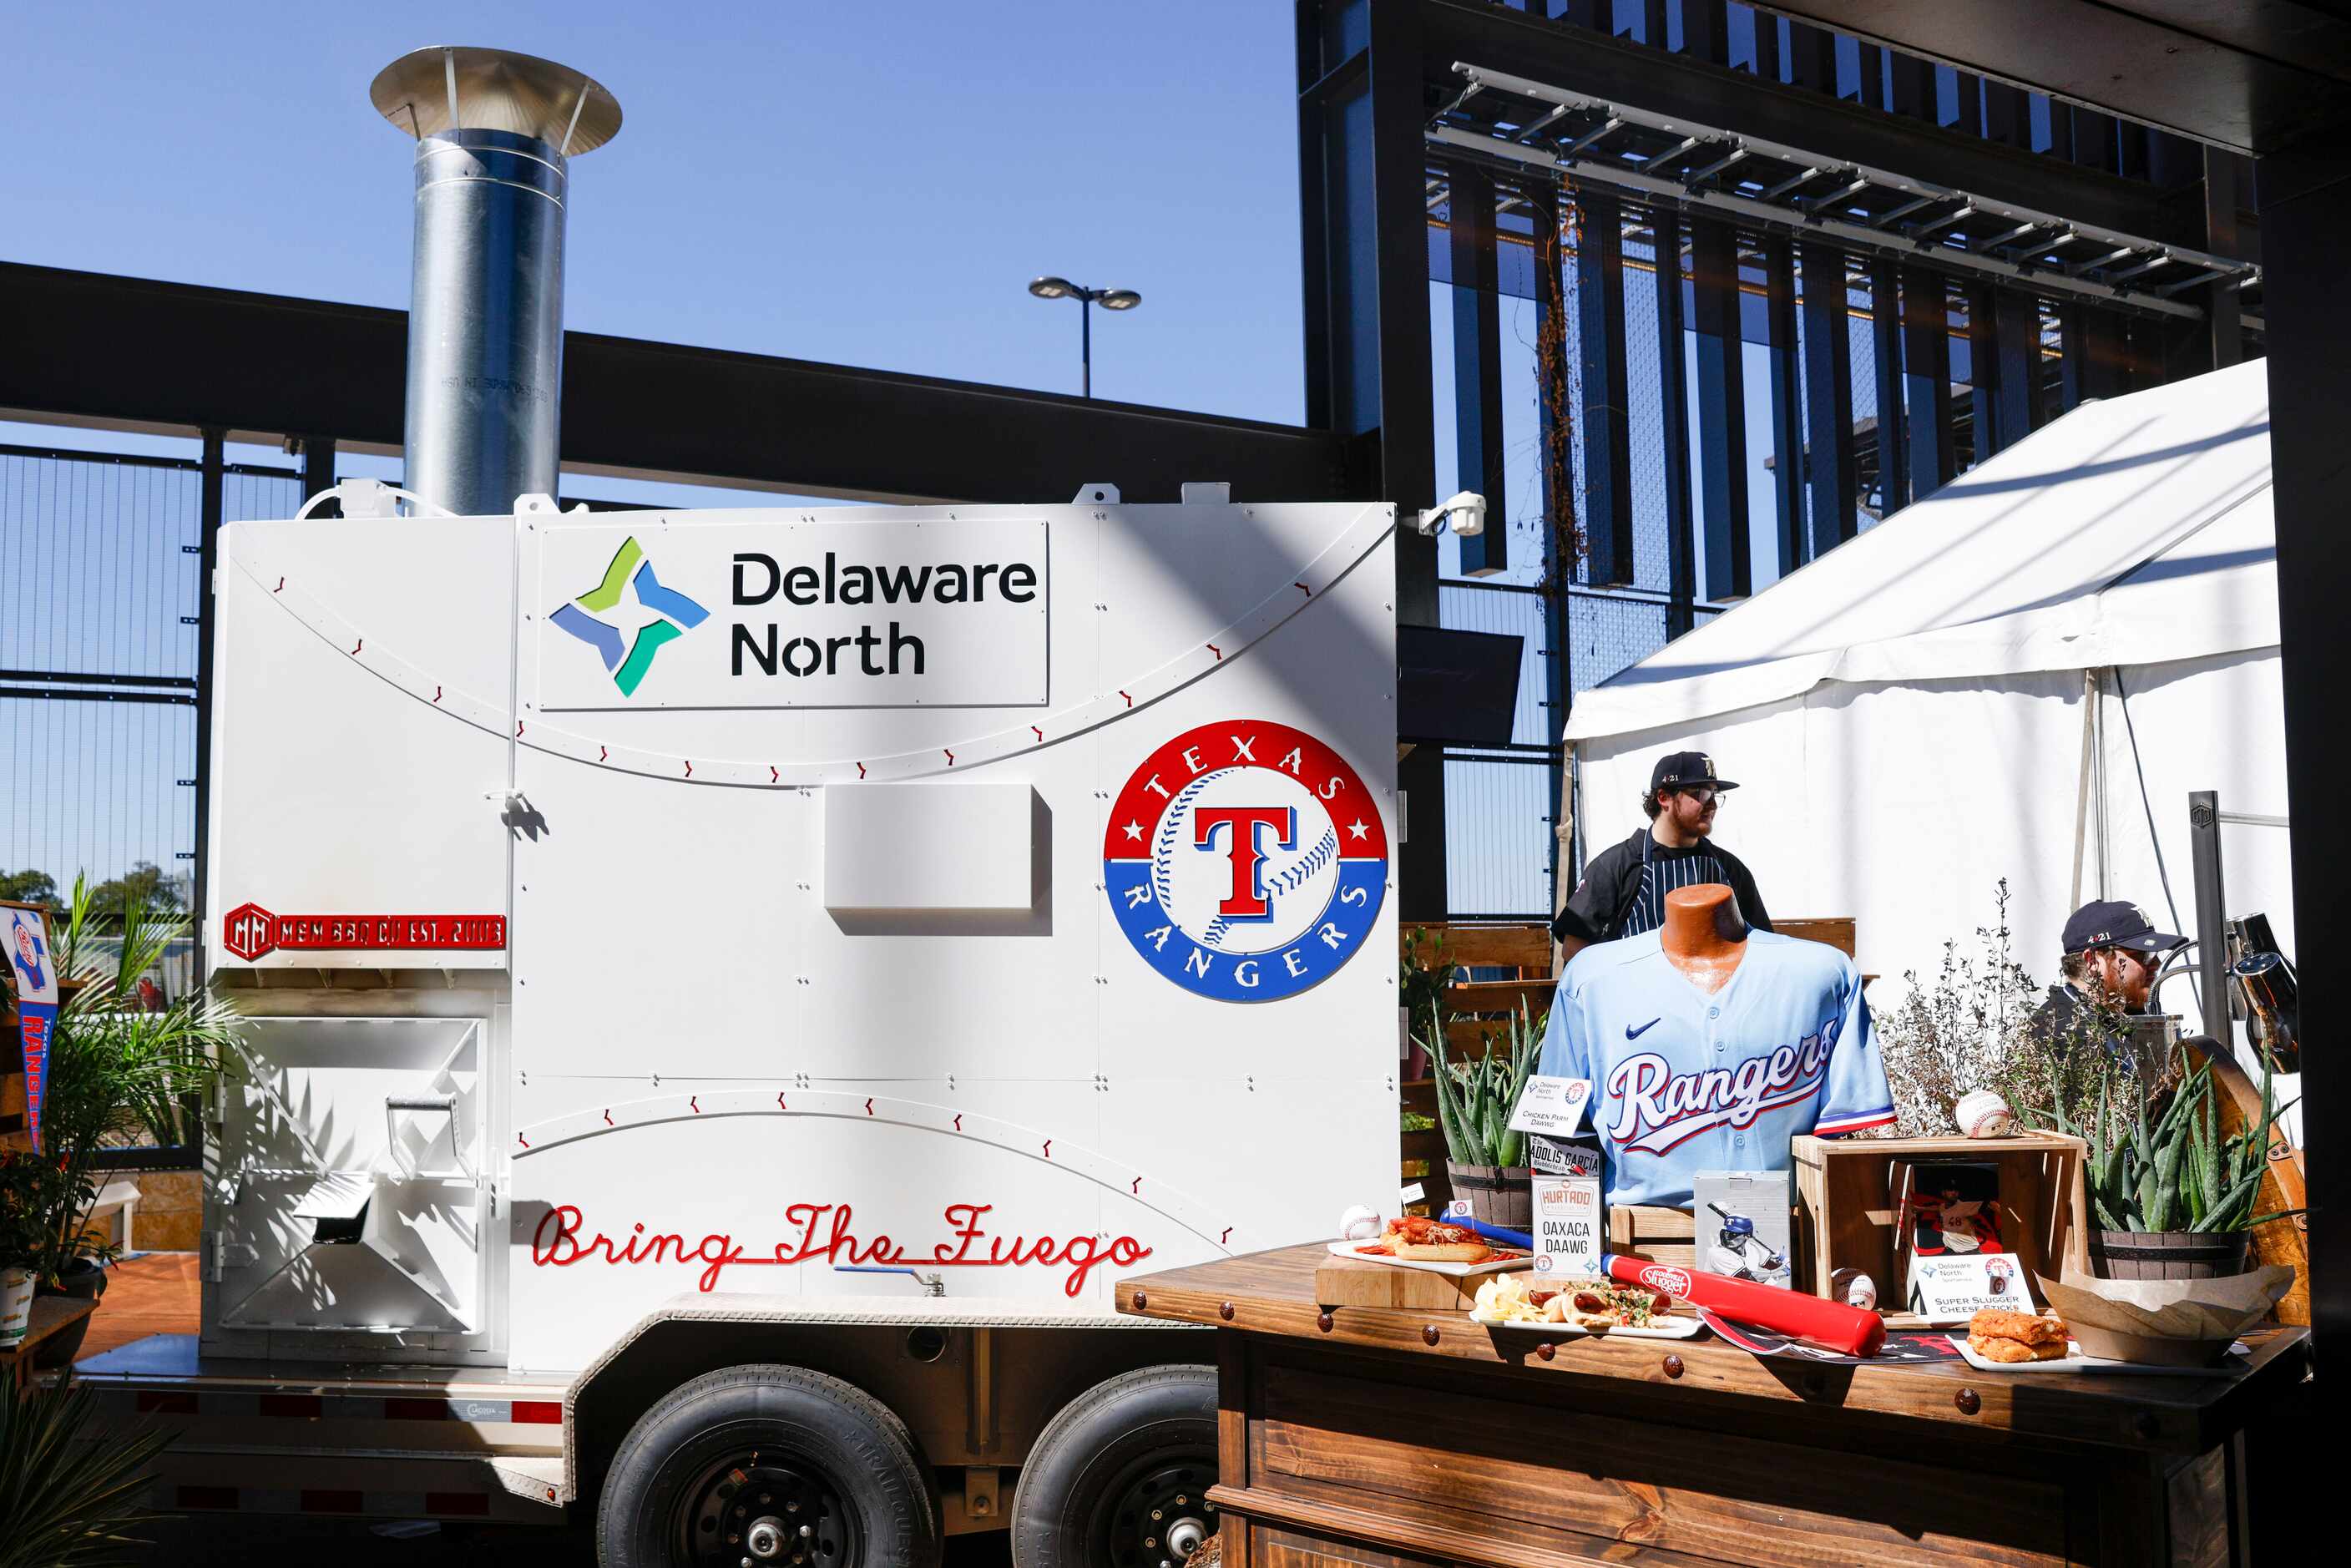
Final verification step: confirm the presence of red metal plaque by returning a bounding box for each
[221,903,507,961]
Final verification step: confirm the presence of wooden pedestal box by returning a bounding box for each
[1791,1131,2088,1324]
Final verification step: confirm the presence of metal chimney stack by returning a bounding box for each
[369,47,621,517]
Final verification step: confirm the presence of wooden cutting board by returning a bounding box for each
[1313,1255,1491,1310]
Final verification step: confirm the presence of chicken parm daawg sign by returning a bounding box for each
[534,518,1048,710]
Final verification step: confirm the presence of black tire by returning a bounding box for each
[1010,1364,1219,1568]
[596,1363,940,1568]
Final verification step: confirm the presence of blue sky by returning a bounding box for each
[8,1,1305,422]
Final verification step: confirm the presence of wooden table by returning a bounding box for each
[1,1296,98,1390]
[1117,1245,2308,1566]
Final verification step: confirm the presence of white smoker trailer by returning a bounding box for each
[83,489,1403,1565]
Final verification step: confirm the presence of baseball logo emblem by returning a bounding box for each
[1103,721,1387,1002]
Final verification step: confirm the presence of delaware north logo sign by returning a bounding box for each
[534,519,1048,712]
[550,536,710,697]
[1103,721,1387,1002]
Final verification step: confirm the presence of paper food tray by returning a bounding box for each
[1477,1313,1706,1340]
[1326,1239,1533,1278]
[1946,1336,2247,1376]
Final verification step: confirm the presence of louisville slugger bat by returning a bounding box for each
[1604,1254,1885,1358]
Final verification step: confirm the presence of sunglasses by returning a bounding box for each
[1674,786,1722,805]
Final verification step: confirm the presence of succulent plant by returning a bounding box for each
[1426,1002,1543,1170]
[2040,1054,2297,1234]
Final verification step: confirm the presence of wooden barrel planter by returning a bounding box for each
[2087,1228,2253,1280]
[1447,1163,1532,1230]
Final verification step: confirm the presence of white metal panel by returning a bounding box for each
[822,785,1039,913]
[207,519,514,968]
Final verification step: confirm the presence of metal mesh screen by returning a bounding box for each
[0,445,300,914]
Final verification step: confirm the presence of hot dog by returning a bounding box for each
[1603,1254,1885,1358]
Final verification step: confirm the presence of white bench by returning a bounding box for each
[87,1179,141,1254]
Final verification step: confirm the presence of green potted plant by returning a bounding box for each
[0,1377,175,1565]
[1398,928,1459,1084]
[2038,1055,2298,1279]
[1423,1003,1541,1229]
[0,1151,61,1350]
[19,878,234,1368]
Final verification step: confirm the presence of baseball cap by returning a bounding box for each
[2061,899,2187,956]
[1651,751,1738,794]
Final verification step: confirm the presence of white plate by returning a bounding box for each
[1324,1239,1534,1278]
[1945,1336,2247,1376]
[1476,1313,1706,1339]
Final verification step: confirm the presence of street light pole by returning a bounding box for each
[1028,276,1142,398]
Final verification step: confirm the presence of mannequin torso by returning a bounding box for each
[1660,883,1747,994]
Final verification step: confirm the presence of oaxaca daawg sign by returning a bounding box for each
[221,903,507,961]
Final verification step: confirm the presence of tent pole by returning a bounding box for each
[2071,668,2097,908]
[2094,668,2112,898]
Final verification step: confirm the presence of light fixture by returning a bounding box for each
[1024,276,1143,397]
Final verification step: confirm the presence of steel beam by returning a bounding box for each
[1416,0,2186,240]
[1652,215,1697,635]
[2256,137,2351,1366]
[1755,0,2351,155]
[1574,186,1634,587]
[1689,217,1752,601]
[1448,162,1509,576]
[1902,269,1957,498]
[1868,256,1909,516]
[2059,303,2132,408]
[1799,241,1858,554]
[0,262,1355,507]
[1762,236,1807,573]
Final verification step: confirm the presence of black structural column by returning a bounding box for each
[1689,217,1752,601]
[1799,242,1857,556]
[190,428,225,978]
[1990,290,2042,454]
[1532,178,1575,904]
[1449,162,1508,578]
[1903,270,1956,500]
[1653,214,1697,635]
[1297,0,1443,913]
[2255,142,2351,1368]
[1575,186,1634,587]
[300,436,336,512]
[1762,236,1806,574]
[1869,256,1909,516]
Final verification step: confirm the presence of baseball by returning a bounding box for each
[1954,1089,2015,1140]
[1834,1270,1878,1311]
[1337,1204,1383,1241]
[1154,767,1342,953]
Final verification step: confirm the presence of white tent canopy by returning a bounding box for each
[1565,361,2293,1114]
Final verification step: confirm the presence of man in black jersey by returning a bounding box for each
[1550,751,1773,960]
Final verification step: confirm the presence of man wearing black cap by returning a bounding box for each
[2026,899,2189,1051]
[1550,751,1773,957]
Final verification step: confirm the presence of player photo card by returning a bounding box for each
[1693,1170,1793,1288]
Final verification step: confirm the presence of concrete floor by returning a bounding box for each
[85,1256,1017,1565]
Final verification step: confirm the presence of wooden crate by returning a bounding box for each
[1605,1204,1697,1267]
[1791,1131,2088,1323]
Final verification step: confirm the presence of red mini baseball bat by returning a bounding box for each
[1604,1254,1886,1358]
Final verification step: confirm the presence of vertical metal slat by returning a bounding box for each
[1800,241,1858,555]
[1449,161,1509,577]
[1575,185,1634,587]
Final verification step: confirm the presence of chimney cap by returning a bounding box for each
[371,46,622,154]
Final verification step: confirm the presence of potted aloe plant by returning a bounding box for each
[2038,1055,2297,1279]
[1423,1003,1541,1229]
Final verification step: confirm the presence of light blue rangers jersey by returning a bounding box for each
[1537,928,1894,1209]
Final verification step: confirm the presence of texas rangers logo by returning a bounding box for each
[1604,1023,1838,1155]
[1103,721,1387,1002]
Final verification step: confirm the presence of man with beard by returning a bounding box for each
[1550,752,1773,961]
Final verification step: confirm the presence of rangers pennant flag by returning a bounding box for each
[3,902,59,1152]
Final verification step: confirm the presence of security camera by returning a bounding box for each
[1415,490,1487,538]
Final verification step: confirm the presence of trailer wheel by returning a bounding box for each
[597,1363,940,1568]
[1010,1363,1219,1567]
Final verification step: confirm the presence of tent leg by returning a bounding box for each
[2071,668,2100,908]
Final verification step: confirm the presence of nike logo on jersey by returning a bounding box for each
[1603,1018,1842,1156]
[1625,1017,1661,1039]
